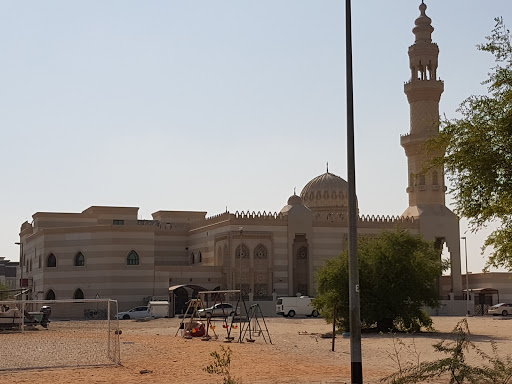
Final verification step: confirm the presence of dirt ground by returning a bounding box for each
[2,315,512,384]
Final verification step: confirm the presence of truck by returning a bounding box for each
[276,296,320,318]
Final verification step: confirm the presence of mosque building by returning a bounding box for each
[16,2,464,314]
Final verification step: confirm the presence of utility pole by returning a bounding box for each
[345,0,362,382]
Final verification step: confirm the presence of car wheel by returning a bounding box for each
[287,310,296,318]
[502,310,508,316]
[311,310,320,317]
[122,314,130,320]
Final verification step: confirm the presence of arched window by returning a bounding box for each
[45,289,56,300]
[74,252,85,266]
[73,288,84,300]
[47,253,57,268]
[432,171,439,186]
[419,173,426,186]
[297,246,308,260]
[254,244,268,259]
[127,250,139,265]
[38,255,42,269]
[199,251,202,263]
[235,244,250,259]
[191,252,195,264]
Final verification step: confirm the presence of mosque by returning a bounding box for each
[16,3,464,314]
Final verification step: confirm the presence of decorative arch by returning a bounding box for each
[235,244,250,259]
[73,288,84,300]
[127,250,139,265]
[47,253,57,268]
[254,244,268,259]
[45,289,56,300]
[74,252,85,267]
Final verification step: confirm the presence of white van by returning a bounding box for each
[276,296,319,318]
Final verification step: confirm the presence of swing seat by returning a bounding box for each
[222,325,228,329]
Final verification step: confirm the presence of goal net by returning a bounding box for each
[0,299,121,371]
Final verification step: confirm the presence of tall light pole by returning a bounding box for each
[15,242,23,285]
[461,237,470,316]
[239,227,243,294]
[345,0,362,382]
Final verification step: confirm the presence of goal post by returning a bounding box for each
[0,298,121,371]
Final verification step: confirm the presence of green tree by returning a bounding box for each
[314,230,442,333]
[429,18,512,269]
[0,281,9,300]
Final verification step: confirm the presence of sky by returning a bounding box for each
[0,1,510,274]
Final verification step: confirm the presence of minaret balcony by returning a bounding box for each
[404,79,444,102]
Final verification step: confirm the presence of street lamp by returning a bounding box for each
[239,227,243,294]
[461,237,470,316]
[15,241,23,278]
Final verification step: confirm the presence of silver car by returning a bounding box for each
[116,306,149,320]
[197,303,238,318]
[488,303,512,316]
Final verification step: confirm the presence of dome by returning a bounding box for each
[287,194,302,206]
[300,171,354,211]
[280,193,306,215]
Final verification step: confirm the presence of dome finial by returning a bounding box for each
[294,187,296,195]
[326,162,329,173]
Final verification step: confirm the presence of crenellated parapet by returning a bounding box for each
[359,214,416,223]
[233,211,286,221]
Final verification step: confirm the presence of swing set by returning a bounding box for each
[175,289,271,344]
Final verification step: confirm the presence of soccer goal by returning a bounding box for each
[0,299,121,371]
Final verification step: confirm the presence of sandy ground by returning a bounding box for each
[2,315,512,384]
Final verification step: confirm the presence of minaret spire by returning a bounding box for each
[401,1,445,208]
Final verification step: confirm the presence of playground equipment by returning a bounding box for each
[175,290,271,344]
[240,303,272,344]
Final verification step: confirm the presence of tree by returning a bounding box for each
[0,281,9,300]
[314,230,443,333]
[429,18,512,269]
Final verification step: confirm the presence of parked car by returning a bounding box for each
[488,303,512,316]
[116,306,149,320]
[197,303,237,318]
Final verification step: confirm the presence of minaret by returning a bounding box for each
[401,1,445,208]
[401,2,463,297]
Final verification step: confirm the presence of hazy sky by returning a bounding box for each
[1,1,510,274]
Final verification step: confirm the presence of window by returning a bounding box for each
[45,290,56,300]
[432,171,439,186]
[38,255,41,269]
[74,252,85,266]
[47,253,56,268]
[199,251,202,263]
[254,244,268,259]
[73,288,84,300]
[297,246,308,260]
[113,220,124,225]
[191,252,195,264]
[419,173,426,186]
[235,244,250,259]
[127,250,139,265]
